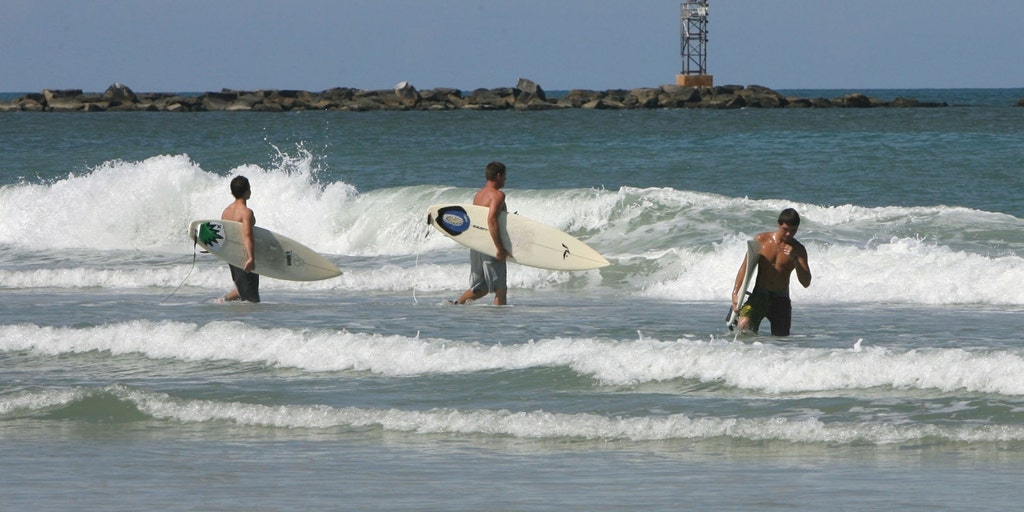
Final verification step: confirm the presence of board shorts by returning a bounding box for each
[229,265,261,303]
[468,250,507,294]
[738,288,791,336]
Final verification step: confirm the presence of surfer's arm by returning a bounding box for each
[241,211,256,272]
[793,247,811,288]
[487,193,509,261]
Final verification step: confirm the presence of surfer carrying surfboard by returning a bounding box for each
[220,176,260,303]
[731,208,811,336]
[453,162,510,305]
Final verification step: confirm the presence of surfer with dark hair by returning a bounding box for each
[453,161,510,305]
[731,208,811,335]
[220,175,260,302]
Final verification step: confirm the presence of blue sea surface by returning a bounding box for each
[2,90,1023,511]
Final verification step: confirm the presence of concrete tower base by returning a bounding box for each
[676,74,714,87]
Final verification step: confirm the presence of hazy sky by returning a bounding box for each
[3,0,1021,92]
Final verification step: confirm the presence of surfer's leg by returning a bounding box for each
[230,265,261,303]
[767,296,792,336]
[459,252,507,305]
[736,315,752,332]
[223,265,244,302]
[223,265,242,301]
[455,288,487,304]
[739,315,762,333]
[456,251,489,304]
[491,259,507,306]
[738,294,768,333]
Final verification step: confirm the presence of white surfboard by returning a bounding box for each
[426,204,610,271]
[189,219,341,281]
[727,239,761,330]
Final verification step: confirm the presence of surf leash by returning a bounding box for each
[412,222,434,304]
[159,240,198,304]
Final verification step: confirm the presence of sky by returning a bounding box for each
[3,0,1022,93]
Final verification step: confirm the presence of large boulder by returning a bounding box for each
[784,97,813,108]
[582,98,624,110]
[322,87,357,103]
[466,88,513,109]
[394,81,420,108]
[561,89,602,108]
[252,101,284,112]
[43,89,85,111]
[514,77,546,106]
[659,85,701,107]
[809,97,833,108]
[602,89,630,104]
[257,89,308,110]
[835,93,872,108]
[625,88,660,108]
[200,91,237,111]
[741,85,787,108]
[102,83,138,106]
[419,87,463,110]
[315,87,356,109]
[346,90,385,111]
[18,99,45,111]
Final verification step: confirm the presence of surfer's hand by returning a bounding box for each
[496,247,509,262]
[243,258,255,273]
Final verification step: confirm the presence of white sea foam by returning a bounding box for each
[2,154,1023,305]
[136,395,1024,444]
[3,321,1024,396]
[5,384,1024,444]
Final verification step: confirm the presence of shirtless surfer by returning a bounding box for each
[731,208,811,335]
[453,161,510,305]
[220,175,260,303]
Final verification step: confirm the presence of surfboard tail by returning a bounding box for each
[726,239,760,330]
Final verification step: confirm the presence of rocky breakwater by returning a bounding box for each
[1,79,953,112]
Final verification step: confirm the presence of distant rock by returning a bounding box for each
[466,88,513,110]
[626,88,661,109]
[514,77,549,110]
[659,85,701,107]
[0,80,960,112]
[43,89,85,111]
[394,81,419,108]
[103,83,138,108]
[889,97,948,108]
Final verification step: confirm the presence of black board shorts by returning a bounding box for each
[739,288,791,336]
[229,265,261,303]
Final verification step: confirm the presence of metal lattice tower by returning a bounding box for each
[677,1,713,86]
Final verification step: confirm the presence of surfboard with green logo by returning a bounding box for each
[189,219,341,281]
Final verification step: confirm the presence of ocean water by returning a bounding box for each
[2,90,1024,511]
